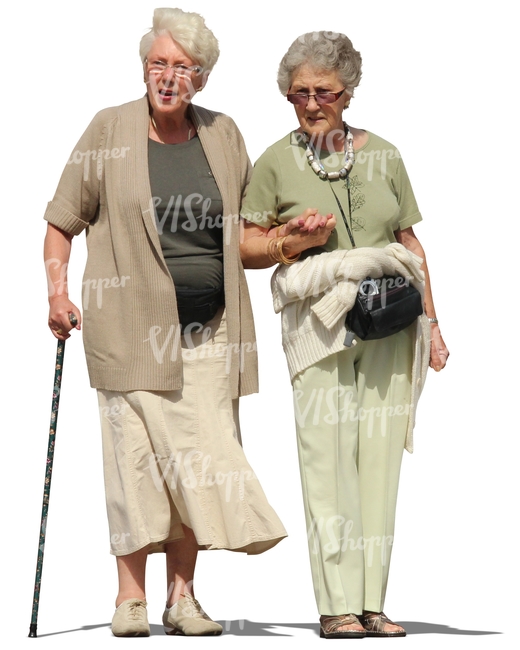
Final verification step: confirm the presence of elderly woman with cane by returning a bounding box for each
[240,31,448,638]
[44,7,286,637]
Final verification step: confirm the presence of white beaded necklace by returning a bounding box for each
[302,122,355,180]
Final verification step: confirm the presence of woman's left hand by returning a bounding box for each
[282,210,334,236]
[430,323,449,371]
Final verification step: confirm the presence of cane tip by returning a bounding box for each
[28,624,37,637]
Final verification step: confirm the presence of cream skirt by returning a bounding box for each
[97,308,287,556]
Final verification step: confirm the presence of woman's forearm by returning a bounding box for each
[240,212,336,269]
[44,223,73,300]
[240,230,302,269]
[396,226,449,371]
[44,223,81,338]
[395,228,436,318]
[240,227,279,269]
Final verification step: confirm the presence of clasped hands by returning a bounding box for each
[274,208,336,254]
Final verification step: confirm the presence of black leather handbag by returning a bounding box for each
[345,274,423,342]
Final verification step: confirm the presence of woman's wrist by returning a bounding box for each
[266,223,285,239]
[49,292,70,304]
[267,236,301,265]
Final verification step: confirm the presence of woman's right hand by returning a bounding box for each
[48,296,81,340]
[282,208,336,251]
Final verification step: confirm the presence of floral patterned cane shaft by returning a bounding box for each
[30,315,75,637]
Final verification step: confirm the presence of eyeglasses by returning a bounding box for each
[145,59,203,78]
[286,89,346,105]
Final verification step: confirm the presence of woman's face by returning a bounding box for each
[144,35,204,118]
[289,65,349,143]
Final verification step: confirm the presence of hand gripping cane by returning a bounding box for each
[29,313,78,638]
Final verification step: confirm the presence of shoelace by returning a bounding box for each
[179,594,205,618]
[128,600,146,620]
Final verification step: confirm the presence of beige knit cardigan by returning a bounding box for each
[44,97,258,397]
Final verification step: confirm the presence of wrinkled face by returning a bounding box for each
[144,34,205,117]
[289,65,349,142]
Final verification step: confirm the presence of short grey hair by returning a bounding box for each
[139,7,220,72]
[277,31,362,97]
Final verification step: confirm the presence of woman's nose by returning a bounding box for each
[161,67,177,84]
[306,95,320,110]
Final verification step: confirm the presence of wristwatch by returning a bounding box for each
[428,317,439,324]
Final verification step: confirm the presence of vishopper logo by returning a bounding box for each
[240,209,274,228]
[277,259,356,301]
[297,30,341,44]
[67,146,130,182]
[144,322,256,373]
[45,258,68,297]
[356,275,411,310]
[99,401,129,424]
[307,516,393,567]
[146,71,205,109]
[223,620,245,632]
[147,450,256,502]
[290,130,401,180]
[82,274,131,310]
[293,386,410,433]
[356,147,401,181]
[110,531,131,546]
[149,196,244,247]
[151,193,223,235]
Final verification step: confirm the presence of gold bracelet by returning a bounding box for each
[267,237,280,264]
[276,236,301,265]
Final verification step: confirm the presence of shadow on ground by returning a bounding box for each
[37,619,502,637]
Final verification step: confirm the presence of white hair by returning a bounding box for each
[139,7,220,72]
[278,31,362,96]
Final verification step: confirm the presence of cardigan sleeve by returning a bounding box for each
[44,108,115,236]
[230,116,253,203]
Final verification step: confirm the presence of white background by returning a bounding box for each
[1,0,518,648]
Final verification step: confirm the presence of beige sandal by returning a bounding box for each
[361,611,406,637]
[319,614,366,639]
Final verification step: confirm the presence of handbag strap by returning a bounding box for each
[328,180,356,249]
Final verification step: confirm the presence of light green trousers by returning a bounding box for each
[292,326,413,615]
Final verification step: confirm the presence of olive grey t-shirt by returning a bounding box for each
[241,130,422,253]
[149,136,224,290]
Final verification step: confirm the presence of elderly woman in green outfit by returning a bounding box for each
[240,31,448,639]
[44,7,285,638]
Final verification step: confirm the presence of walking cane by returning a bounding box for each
[29,314,77,638]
